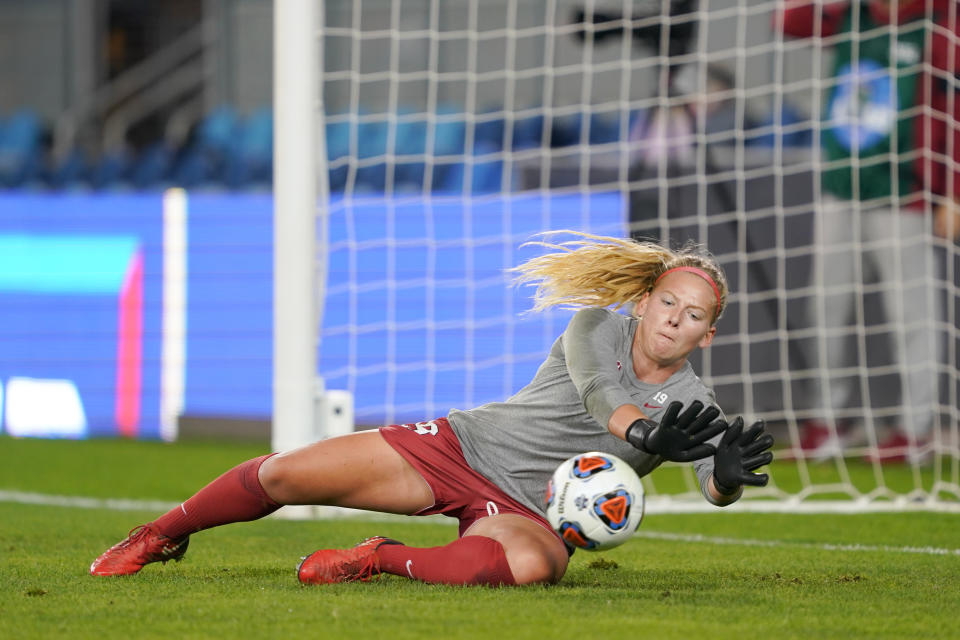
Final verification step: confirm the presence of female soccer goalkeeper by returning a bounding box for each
[90,232,774,586]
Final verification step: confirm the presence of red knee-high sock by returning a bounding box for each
[377,536,516,586]
[152,453,281,539]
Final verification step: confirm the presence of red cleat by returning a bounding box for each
[297,536,402,585]
[89,524,190,576]
[864,432,931,465]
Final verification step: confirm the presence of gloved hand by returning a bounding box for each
[712,416,775,494]
[625,400,724,463]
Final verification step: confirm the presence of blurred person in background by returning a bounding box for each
[629,62,753,167]
[778,0,960,462]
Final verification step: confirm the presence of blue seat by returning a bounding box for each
[549,113,581,148]
[394,114,427,156]
[354,115,388,191]
[0,109,44,187]
[89,149,132,189]
[511,112,545,150]
[325,118,351,160]
[588,112,622,144]
[225,107,273,188]
[171,106,241,187]
[393,116,427,190]
[324,116,351,192]
[474,112,505,150]
[48,147,91,189]
[170,144,215,188]
[470,140,504,193]
[129,142,174,190]
[196,106,241,156]
[432,114,465,157]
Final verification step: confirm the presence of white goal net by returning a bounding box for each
[278,0,960,511]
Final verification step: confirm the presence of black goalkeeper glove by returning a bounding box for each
[625,400,725,463]
[712,416,775,495]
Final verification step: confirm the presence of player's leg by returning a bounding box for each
[464,512,568,584]
[296,420,568,587]
[380,513,568,585]
[802,196,859,456]
[307,514,568,587]
[871,208,939,459]
[257,430,433,513]
[91,430,433,576]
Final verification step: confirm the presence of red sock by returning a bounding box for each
[152,453,281,539]
[377,536,516,586]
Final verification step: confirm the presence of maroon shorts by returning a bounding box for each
[379,418,560,542]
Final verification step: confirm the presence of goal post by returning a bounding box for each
[272,0,324,454]
[272,0,960,512]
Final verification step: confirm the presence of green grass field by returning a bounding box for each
[1,435,958,639]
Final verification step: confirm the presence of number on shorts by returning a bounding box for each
[410,421,438,436]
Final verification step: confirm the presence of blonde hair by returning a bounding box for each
[511,231,728,323]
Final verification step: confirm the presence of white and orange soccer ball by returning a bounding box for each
[545,452,646,551]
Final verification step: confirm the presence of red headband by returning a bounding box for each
[654,266,722,318]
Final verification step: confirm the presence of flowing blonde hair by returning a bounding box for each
[511,231,728,323]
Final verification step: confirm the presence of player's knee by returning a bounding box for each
[507,545,567,585]
[257,455,295,504]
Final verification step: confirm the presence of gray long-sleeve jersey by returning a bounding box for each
[448,307,727,516]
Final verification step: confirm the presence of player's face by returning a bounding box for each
[633,271,717,367]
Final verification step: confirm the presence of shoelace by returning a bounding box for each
[333,553,380,582]
[116,525,150,549]
[117,525,183,558]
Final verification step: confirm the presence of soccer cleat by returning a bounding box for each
[864,432,932,465]
[780,420,847,461]
[297,536,402,585]
[798,421,842,460]
[89,524,190,576]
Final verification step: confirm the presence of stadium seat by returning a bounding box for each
[588,112,623,145]
[432,107,466,157]
[48,147,92,189]
[474,112,506,150]
[325,117,351,192]
[470,140,505,193]
[168,106,242,188]
[129,141,174,190]
[393,115,428,190]
[170,144,215,188]
[89,148,133,190]
[354,115,388,192]
[549,113,582,148]
[510,112,545,150]
[0,109,44,188]
[197,106,241,156]
[225,107,273,189]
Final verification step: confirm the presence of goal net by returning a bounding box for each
[282,0,960,511]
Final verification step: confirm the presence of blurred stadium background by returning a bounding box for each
[1,0,958,510]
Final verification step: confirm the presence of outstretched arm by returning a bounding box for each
[708,417,775,506]
[614,400,725,463]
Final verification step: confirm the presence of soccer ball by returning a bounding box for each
[545,452,645,551]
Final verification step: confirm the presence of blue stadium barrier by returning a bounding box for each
[0,190,624,437]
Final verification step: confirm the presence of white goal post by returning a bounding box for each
[272,0,323,454]
[273,0,960,513]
